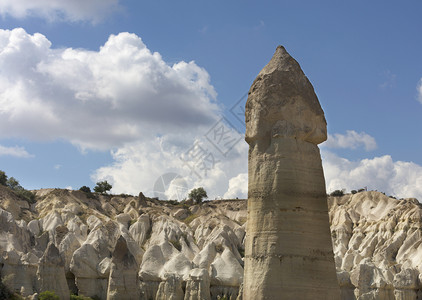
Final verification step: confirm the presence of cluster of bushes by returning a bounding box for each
[330,188,368,197]
[39,291,95,300]
[78,180,113,198]
[329,190,344,197]
[0,170,35,203]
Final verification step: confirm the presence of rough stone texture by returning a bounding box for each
[107,236,139,300]
[329,191,422,299]
[37,242,70,300]
[4,183,422,299]
[184,268,211,300]
[139,192,148,207]
[243,46,340,299]
[156,273,184,300]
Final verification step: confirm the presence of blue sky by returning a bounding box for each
[0,1,421,200]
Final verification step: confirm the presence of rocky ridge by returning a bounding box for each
[1,185,422,299]
[0,185,246,300]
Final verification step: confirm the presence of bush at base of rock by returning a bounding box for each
[39,291,60,300]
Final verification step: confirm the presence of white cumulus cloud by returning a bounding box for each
[0,145,33,158]
[0,0,121,23]
[92,136,248,200]
[323,130,377,151]
[322,151,422,201]
[223,173,248,199]
[0,28,219,150]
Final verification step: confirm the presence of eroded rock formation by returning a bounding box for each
[330,191,422,299]
[243,46,340,299]
[37,242,70,300]
[2,182,422,299]
[0,187,246,299]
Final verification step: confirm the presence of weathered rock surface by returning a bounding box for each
[2,180,422,299]
[37,242,70,300]
[243,45,340,299]
[107,236,139,300]
[0,187,246,299]
[330,191,422,299]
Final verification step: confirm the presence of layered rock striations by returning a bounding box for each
[243,46,340,299]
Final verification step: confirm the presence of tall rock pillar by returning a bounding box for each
[243,46,340,299]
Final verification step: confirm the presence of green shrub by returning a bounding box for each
[79,186,96,199]
[6,177,21,190]
[79,186,91,193]
[0,171,35,203]
[39,291,60,300]
[188,187,207,204]
[0,170,7,186]
[15,189,35,203]
[94,181,112,194]
[330,190,344,197]
[351,190,357,194]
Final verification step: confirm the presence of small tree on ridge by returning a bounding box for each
[94,181,112,194]
[188,187,208,204]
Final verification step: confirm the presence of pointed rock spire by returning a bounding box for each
[246,46,327,149]
[243,46,340,299]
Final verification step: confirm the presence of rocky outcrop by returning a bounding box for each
[37,243,70,300]
[243,45,340,299]
[156,273,184,300]
[0,188,247,299]
[329,191,422,299]
[107,236,139,300]
[2,182,422,299]
[184,268,211,300]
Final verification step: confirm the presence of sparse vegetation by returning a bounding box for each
[94,180,112,194]
[79,186,96,199]
[0,170,7,186]
[330,190,344,197]
[39,290,60,300]
[0,170,35,203]
[351,190,357,194]
[169,239,182,251]
[188,187,208,204]
[79,186,91,193]
[183,214,198,224]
